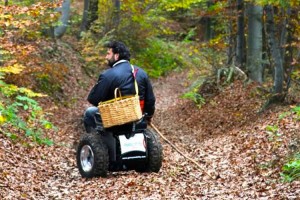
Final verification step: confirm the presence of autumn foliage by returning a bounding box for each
[0,0,300,198]
[0,2,69,89]
[0,2,64,144]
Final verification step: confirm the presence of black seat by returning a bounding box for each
[106,118,147,134]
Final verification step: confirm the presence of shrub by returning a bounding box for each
[0,65,55,146]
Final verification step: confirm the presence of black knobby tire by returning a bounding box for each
[137,129,163,172]
[76,132,109,178]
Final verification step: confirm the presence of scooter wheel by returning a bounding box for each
[76,132,109,178]
[136,129,163,173]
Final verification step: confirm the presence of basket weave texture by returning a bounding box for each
[98,65,142,128]
[98,90,142,128]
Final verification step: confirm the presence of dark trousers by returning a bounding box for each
[83,106,102,133]
[83,106,116,161]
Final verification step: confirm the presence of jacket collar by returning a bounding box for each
[112,60,129,68]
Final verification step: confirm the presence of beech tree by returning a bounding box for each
[54,0,71,38]
[246,2,263,83]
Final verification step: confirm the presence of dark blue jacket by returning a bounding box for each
[87,60,156,117]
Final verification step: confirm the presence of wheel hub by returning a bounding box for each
[80,145,94,172]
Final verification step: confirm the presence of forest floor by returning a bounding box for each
[0,39,300,199]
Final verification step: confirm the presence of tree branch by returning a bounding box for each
[150,123,219,181]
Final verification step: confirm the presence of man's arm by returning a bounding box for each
[87,74,109,106]
[144,77,156,118]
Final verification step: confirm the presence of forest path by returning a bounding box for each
[1,62,299,199]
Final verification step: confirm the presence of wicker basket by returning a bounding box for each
[98,88,142,128]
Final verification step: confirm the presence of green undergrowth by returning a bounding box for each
[180,77,206,108]
[280,106,300,182]
[132,38,185,78]
[265,105,300,182]
[80,31,210,78]
[281,152,300,182]
[0,66,56,146]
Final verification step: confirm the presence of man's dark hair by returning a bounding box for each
[105,41,131,61]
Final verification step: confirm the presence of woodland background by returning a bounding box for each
[0,0,300,199]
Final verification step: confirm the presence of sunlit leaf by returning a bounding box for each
[19,88,47,97]
[0,114,6,124]
[0,64,25,74]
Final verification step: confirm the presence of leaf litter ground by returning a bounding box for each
[0,44,299,199]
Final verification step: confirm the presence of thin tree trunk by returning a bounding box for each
[80,0,89,32]
[236,0,245,68]
[112,0,120,26]
[280,8,289,62]
[80,0,98,32]
[265,5,284,94]
[285,8,294,91]
[204,0,213,41]
[227,0,234,65]
[88,0,99,26]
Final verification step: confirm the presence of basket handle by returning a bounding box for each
[114,88,122,100]
[131,65,139,96]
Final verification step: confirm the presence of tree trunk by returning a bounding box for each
[265,5,284,94]
[280,10,287,62]
[285,8,293,91]
[246,3,263,83]
[204,0,213,41]
[80,0,89,32]
[112,0,120,27]
[226,0,234,65]
[54,0,71,38]
[279,8,291,91]
[236,0,245,68]
[80,0,99,32]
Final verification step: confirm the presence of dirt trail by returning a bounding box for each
[1,58,299,199]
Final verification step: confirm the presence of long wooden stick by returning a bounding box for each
[150,122,216,180]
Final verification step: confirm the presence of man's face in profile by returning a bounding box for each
[106,48,119,67]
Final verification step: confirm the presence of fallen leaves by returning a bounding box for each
[1,51,300,199]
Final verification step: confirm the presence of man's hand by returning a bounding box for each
[145,115,152,124]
